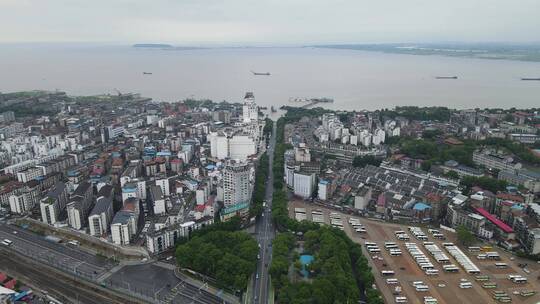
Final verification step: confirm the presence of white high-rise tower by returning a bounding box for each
[223,160,251,208]
[242,92,258,123]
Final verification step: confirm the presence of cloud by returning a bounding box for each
[0,0,539,43]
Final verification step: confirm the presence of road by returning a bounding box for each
[252,121,277,304]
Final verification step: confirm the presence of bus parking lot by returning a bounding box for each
[290,200,540,304]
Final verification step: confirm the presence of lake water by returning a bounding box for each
[1,44,539,110]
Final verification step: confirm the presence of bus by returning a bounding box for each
[475,275,490,281]
[2,239,12,246]
[381,270,395,276]
[443,265,459,272]
[425,269,439,276]
[495,263,507,269]
[395,296,408,303]
[476,254,487,260]
[424,297,438,304]
[485,252,500,260]
[509,276,527,284]
[432,233,446,240]
[368,248,381,253]
[468,246,481,252]
[482,282,497,289]
[386,278,398,285]
[481,246,493,252]
[459,282,472,289]
[390,250,402,256]
[415,285,429,292]
[365,242,377,246]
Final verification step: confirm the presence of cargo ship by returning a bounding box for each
[435,76,458,79]
[289,97,334,103]
[521,78,540,81]
[143,72,153,75]
[251,71,271,76]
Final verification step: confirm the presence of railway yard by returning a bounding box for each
[289,200,540,304]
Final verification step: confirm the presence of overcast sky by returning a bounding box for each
[1,0,539,45]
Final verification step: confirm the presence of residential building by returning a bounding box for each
[40,181,68,225]
[222,160,251,208]
[88,196,114,237]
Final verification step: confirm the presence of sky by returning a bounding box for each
[1,0,539,45]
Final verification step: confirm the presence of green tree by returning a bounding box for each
[444,170,459,179]
[456,225,475,246]
[352,155,382,168]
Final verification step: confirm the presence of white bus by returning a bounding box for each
[395,296,408,303]
[415,285,429,292]
[459,282,472,289]
[368,248,381,253]
[495,263,508,269]
[424,296,438,304]
[381,270,395,276]
[508,276,527,284]
[443,265,459,272]
[386,278,398,285]
[425,269,439,276]
[365,242,377,246]
[390,250,402,256]
[468,246,481,252]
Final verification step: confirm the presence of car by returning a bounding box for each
[438,283,446,288]
[257,254,260,260]
[256,274,259,279]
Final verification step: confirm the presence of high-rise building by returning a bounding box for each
[223,160,251,208]
[242,92,258,123]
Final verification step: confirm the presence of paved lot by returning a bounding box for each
[0,222,112,279]
[106,263,233,304]
[289,200,540,304]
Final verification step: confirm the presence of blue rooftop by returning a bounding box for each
[206,164,217,170]
[413,202,432,211]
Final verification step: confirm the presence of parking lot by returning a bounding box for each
[290,200,540,304]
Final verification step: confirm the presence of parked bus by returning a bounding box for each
[443,265,459,272]
[495,263,507,269]
[415,285,429,292]
[468,246,481,252]
[481,246,493,252]
[459,282,473,289]
[386,278,398,285]
[381,270,395,276]
[395,296,408,303]
[390,250,402,256]
[425,269,439,276]
[509,276,527,284]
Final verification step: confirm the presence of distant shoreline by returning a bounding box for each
[313,43,540,63]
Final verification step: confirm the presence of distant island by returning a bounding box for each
[314,43,540,62]
[133,43,173,48]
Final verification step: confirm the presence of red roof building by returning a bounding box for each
[474,207,513,234]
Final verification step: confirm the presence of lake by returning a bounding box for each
[0,44,539,110]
